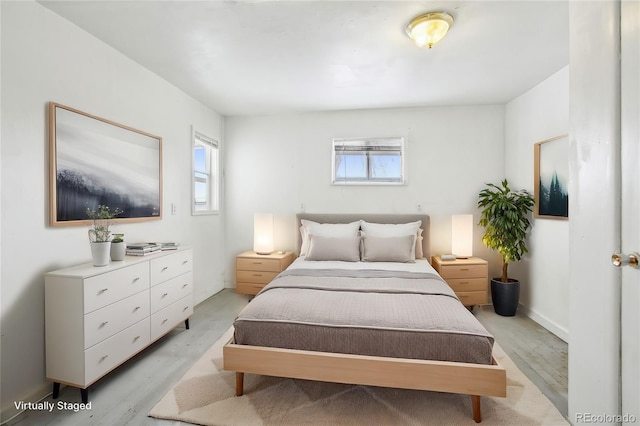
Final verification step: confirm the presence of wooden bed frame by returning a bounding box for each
[223,214,507,423]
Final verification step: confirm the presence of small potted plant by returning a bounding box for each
[110,233,126,261]
[477,179,534,316]
[86,205,122,266]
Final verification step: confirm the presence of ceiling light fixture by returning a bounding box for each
[405,11,454,49]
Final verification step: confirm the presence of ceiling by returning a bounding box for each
[39,1,569,117]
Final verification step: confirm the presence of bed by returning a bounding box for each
[223,214,506,423]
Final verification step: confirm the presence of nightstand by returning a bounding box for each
[235,251,294,295]
[431,256,489,307]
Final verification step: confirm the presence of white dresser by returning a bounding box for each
[45,248,193,402]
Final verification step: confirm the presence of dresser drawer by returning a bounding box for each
[150,249,193,286]
[236,270,278,284]
[236,257,282,272]
[236,282,267,295]
[84,319,150,385]
[84,290,150,349]
[438,264,487,279]
[445,277,487,292]
[84,263,150,313]
[150,295,193,341]
[150,272,193,313]
[456,291,488,306]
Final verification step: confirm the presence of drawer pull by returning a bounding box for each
[182,260,189,265]
[183,306,189,311]
[99,321,109,328]
[133,336,140,342]
[162,319,168,324]
[99,288,109,294]
[253,274,263,277]
[460,268,470,271]
[133,306,141,311]
[459,281,469,285]
[161,267,168,272]
[162,292,168,298]
[252,261,263,265]
[182,283,188,288]
[132,277,140,282]
[99,355,109,362]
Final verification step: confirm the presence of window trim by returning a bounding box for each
[191,128,220,216]
[331,137,406,185]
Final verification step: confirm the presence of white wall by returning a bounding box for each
[504,66,570,341]
[0,1,224,420]
[224,105,506,282]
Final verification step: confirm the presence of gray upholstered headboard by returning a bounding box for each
[296,213,431,261]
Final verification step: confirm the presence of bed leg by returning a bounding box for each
[471,395,482,423]
[235,372,244,396]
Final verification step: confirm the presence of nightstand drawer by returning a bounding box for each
[445,277,487,292]
[236,257,282,272]
[236,282,267,295]
[438,264,487,279]
[456,291,487,306]
[236,270,278,284]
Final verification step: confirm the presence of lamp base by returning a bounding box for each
[255,251,272,255]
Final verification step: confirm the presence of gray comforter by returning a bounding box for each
[233,268,494,364]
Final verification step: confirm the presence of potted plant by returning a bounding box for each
[477,179,534,316]
[86,205,122,266]
[110,233,126,261]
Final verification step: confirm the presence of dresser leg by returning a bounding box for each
[52,382,60,399]
[185,318,190,329]
[81,388,88,404]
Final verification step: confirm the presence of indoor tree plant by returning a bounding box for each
[477,179,534,316]
[87,205,122,266]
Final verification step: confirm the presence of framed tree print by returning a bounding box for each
[49,102,163,226]
[534,134,569,220]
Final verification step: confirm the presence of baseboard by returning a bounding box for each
[0,383,52,425]
[518,304,569,343]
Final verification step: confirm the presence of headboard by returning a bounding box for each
[296,213,431,261]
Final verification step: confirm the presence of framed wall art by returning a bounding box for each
[49,102,163,226]
[534,134,569,220]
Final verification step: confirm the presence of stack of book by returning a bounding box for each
[126,243,161,256]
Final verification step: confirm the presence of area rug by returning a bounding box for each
[149,327,568,425]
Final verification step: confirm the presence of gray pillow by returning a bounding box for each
[306,235,361,262]
[362,234,415,263]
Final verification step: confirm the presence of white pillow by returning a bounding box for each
[362,235,415,262]
[306,235,361,262]
[360,221,421,260]
[360,220,422,237]
[300,220,361,256]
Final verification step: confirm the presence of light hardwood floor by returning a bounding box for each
[7,290,568,425]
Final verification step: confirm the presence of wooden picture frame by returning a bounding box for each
[49,102,163,226]
[534,134,569,219]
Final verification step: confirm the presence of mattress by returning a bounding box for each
[233,258,494,365]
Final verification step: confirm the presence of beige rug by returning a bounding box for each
[149,327,568,425]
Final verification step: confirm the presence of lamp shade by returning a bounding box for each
[451,214,473,258]
[253,213,274,255]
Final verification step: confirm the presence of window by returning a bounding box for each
[332,137,405,185]
[192,130,219,215]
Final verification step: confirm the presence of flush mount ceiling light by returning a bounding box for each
[405,11,454,49]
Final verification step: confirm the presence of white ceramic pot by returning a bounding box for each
[110,242,126,261]
[90,241,111,266]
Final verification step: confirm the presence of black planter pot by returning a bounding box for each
[491,278,520,316]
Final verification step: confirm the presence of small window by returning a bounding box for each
[192,130,219,215]
[332,137,405,185]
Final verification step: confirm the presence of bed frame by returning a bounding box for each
[223,214,506,423]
